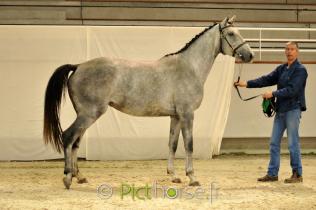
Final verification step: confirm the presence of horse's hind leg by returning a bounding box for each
[167,115,181,183]
[72,136,88,184]
[62,114,100,189]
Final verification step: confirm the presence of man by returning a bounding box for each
[235,42,308,183]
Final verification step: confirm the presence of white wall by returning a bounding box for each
[224,63,315,138]
[0,25,234,160]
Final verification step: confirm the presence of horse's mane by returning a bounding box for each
[163,23,217,57]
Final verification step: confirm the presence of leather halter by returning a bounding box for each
[218,24,247,57]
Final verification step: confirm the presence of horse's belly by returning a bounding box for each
[109,101,175,117]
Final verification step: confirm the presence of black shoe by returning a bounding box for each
[257,174,278,182]
[284,171,303,183]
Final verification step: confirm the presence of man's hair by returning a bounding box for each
[286,41,299,49]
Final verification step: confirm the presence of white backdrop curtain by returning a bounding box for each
[0,26,235,160]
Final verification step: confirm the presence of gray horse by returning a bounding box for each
[44,16,254,189]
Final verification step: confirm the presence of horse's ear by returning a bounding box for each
[228,15,236,24]
[220,17,229,27]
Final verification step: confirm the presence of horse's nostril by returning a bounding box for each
[249,53,253,59]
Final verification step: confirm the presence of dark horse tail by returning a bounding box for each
[43,64,78,153]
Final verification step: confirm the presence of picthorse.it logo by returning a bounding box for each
[97,181,219,203]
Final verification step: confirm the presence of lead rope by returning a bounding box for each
[234,64,276,118]
[234,63,261,101]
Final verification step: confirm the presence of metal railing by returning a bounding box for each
[239,27,316,60]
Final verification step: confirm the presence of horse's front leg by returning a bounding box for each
[167,115,181,183]
[180,112,200,186]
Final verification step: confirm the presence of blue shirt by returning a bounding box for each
[247,59,308,113]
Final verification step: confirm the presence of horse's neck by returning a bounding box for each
[180,25,221,84]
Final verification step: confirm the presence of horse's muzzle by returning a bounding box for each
[237,51,254,63]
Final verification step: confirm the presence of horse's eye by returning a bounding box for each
[228,32,234,36]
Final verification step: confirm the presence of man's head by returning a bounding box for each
[285,41,299,63]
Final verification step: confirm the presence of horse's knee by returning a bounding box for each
[183,138,193,153]
[172,142,178,153]
[169,140,178,153]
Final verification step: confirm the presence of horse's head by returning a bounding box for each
[219,16,254,63]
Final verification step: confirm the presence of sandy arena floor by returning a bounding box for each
[0,154,315,210]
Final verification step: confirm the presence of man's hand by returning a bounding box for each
[234,81,247,87]
[262,91,273,99]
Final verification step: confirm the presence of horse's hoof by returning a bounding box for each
[77,177,88,184]
[63,177,71,189]
[171,178,182,183]
[63,174,72,189]
[189,181,200,186]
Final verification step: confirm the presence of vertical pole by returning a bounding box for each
[259,29,262,61]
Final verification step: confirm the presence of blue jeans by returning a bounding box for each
[267,108,302,177]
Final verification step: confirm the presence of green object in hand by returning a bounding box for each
[262,97,276,117]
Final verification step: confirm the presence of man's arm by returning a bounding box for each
[247,66,280,88]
